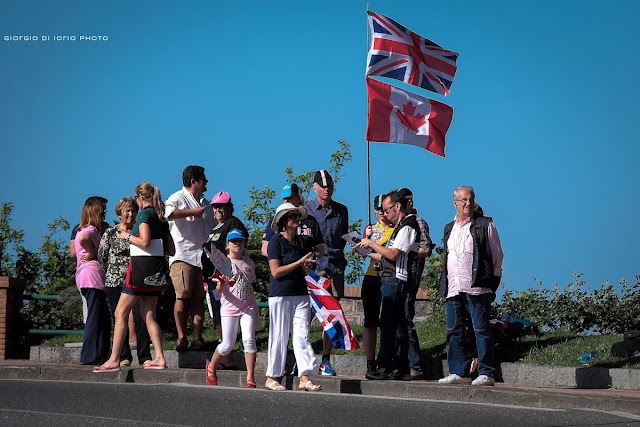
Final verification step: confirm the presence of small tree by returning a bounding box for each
[243,140,365,286]
[0,202,24,277]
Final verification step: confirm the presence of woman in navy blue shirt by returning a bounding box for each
[265,203,322,391]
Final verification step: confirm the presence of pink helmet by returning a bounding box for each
[210,191,231,204]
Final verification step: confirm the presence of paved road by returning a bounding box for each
[1,380,639,426]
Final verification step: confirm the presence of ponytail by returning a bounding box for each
[152,186,165,222]
[135,182,165,221]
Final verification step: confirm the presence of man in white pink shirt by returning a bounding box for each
[438,185,503,386]
[165,165,214,351]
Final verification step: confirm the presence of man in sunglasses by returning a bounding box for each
[165,165,214,352]
[357,190,421,381]
[437,185,503,387]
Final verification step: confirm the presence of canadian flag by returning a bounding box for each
[366,77,453,157]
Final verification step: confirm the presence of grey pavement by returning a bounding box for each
[1,379,640,427]
[3,352,640,417]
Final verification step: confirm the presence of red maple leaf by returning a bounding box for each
[395,102,426,132]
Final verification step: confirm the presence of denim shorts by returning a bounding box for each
[122,284,162,297]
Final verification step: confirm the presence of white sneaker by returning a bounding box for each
[438,374,472,385]
[471,375,495,386]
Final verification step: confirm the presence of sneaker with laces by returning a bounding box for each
[366,360,377,377]
[319,361,337,376]
[471,375,495,386]
[365,367,392,381]
[390,370,412,381]
[410,367,425,380]
[438,374,472,385]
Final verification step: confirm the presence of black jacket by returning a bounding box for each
[439,214,501,297]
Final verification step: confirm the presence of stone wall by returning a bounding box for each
[317,285,434,326]
[0,277,27,360]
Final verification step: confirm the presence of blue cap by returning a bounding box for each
[226,228,246,242]
[281,183,300,199]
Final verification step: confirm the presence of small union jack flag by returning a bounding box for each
[366,11,459,96]
[306,272,360,351]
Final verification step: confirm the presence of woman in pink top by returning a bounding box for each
[75,200,111,365]
[206,228,258,388]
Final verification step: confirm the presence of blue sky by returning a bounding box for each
[1,1,638,294]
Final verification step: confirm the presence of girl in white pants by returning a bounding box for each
[206,229,258,388]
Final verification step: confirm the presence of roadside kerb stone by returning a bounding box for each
[609,368,640,390]
[536,391,640,415]
[2,362,639,416]
[28,346,640,391]
[40,365,128,383]
[0,365,41,380]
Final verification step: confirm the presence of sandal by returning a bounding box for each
[205,360,217,386]
[93,365,120,373]
[298,379,322,391]
[265,378,285,391]
[143,362,166,370]
[246,379,256,388]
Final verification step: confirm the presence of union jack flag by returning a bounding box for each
[366,11,459,96]
[306,272,360,351]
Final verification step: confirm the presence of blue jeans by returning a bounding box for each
[376,277,409,372]
[446,292,495,377]
[80,288,111,364]
[404,279,422,369]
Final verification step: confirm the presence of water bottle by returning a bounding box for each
[578,349,607,364]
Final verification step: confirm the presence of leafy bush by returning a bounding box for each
[497,271,640,334]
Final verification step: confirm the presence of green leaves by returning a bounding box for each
[497,272,640,334]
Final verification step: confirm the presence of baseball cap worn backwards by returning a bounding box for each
[313,170,333,187]
[281,183,300,199]
[398,187,413,202]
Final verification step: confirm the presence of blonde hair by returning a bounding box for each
[115,197,138,217]
[135,182,165,221]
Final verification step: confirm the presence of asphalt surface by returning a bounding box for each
[1,379,639,427]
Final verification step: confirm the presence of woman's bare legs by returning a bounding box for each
[245,351,256,384]
[140,296,166,367]
[128,311,137,343]
[99,293,138,368]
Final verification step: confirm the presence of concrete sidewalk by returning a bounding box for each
[30,345,640,390]
[4,351,640,417]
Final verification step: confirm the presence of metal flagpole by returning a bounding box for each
[366,3,372,227]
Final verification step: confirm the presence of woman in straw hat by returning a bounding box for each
[264,203,322,391]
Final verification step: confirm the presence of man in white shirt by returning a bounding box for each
[358,190,421,381]
[165,165,214,351]
[438,185,503,386]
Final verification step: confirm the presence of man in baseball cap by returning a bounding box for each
[397,187,434,379]
[261,183,325,258]
[306,169,349,376]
